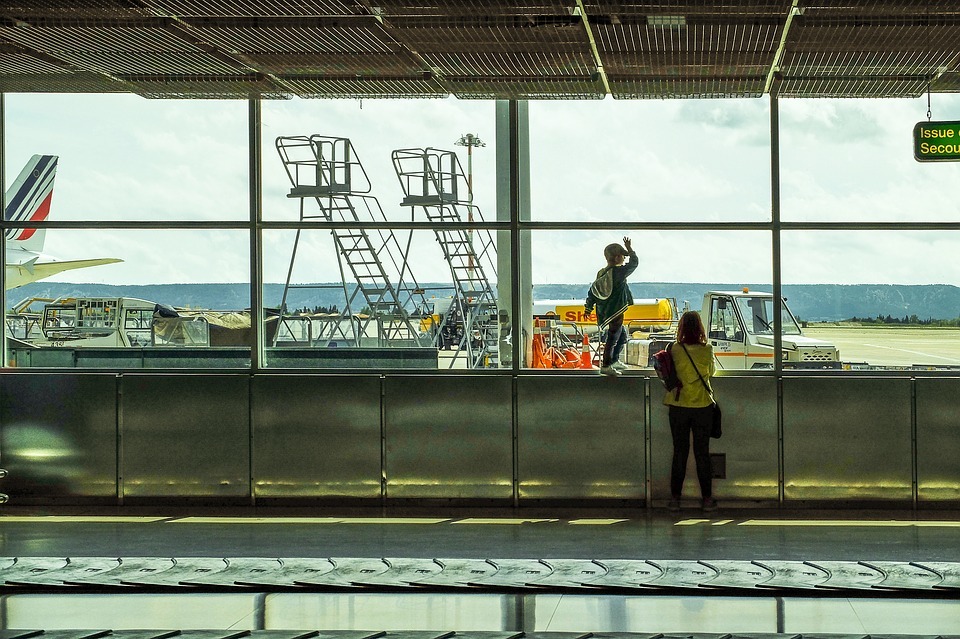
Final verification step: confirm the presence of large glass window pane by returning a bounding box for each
[782,230,960,369]
[261,99,496,222]
[4,94,248,221]
[528,230,772,370]
[780,95,960,222]
[529,99,771,222]
[262,226,504,370]
[5,229,250,369]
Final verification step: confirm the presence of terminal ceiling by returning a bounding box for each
[0,1,959,100]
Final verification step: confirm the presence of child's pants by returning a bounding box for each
[602,313,626,366]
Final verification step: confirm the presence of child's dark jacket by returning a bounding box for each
[584,250,638,330]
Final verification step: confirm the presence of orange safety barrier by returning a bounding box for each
[532,332,582,369]
[531,332,552,368]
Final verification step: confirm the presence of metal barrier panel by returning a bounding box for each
[517,375,645,501]
[252,374,382,499]
[265,348,437,369]
[783,377,912,502]
[0,373,118,502]
[383,375,513,499]
[916,377,960,503]
[121,374,250,499]
[650,376,779,503]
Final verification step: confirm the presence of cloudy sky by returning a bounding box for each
[5,91,960,289]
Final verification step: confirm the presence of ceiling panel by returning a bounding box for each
[120,73,288,99]
[245,52,421,75]
[583,1,792,16]
[932,71,960,91]
[610,74,764,98]
[370,1,579,18]
[0,69,124,92]
[781,16,960,97]
[777,75,929,97]
[595,19,781,76]
[0,0,153,19]
[140,0,365,18]
[279,74,446,98]
[444,75,604,99]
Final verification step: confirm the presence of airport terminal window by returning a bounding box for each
[7,94,959,374]
[526,230,771,371]
[258,99,499,370]
[780,96,960,222]
[4,229,250,369]
[261,227,502,370]
[781,230,960,370]
[528,98,771,223]
[261,99,496,223]
[4,93,249,221]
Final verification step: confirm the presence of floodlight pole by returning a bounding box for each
[455,133,485,278]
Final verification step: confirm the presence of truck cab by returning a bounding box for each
[623,289,840,369]
[704,290,840,369]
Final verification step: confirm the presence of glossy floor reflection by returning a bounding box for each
[3,593,959,633]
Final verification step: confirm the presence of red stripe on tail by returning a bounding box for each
[11,191,52,241]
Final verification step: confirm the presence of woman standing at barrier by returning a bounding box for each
[664,310,718,512]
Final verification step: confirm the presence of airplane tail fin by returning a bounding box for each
[5,154,57,253]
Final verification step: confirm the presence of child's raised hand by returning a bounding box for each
[623,236,632,251]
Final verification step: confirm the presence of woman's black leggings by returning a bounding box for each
[668,405,713,499]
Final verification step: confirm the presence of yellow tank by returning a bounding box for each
[533,298,676,331]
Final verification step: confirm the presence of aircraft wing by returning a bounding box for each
[6,257,123,289]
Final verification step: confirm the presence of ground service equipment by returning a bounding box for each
[276,135,430,348]
[625,289,840,370]
[392,146,499,369]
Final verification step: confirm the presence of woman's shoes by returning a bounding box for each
[669,497,718,512]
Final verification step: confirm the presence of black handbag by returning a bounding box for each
[680,343,722,439]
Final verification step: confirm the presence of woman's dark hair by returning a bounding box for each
[676,310,707,345]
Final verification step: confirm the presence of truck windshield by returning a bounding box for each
[736,296,802,335]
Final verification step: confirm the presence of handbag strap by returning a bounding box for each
[679,342,715,403]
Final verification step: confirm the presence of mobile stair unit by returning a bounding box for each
[392,147,499,369]
[276,135,429,348]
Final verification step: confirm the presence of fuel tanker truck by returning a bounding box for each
[534,288,840,370]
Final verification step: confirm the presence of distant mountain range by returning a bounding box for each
[9,281,960,322]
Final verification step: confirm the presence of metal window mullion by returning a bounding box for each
[0,93,5,367]
[770,86,785,507]
[248,97,263,371]
[247,96,262,507]
[509,99,521,507]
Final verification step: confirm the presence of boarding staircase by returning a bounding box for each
[392,147,499,368]
[276,135,429,347]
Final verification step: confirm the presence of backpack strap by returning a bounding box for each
[589,266,614,300]
[679,343,715,404]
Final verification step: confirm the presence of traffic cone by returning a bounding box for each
[580,334,593,369]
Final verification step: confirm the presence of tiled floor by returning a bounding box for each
[1,510,960,561]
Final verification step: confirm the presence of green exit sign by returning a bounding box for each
[914,121,960,162]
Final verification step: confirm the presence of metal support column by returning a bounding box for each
[770,82,785,506]
[248,96,262,506]
[0,93,6,364]
[248,97,263,371]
